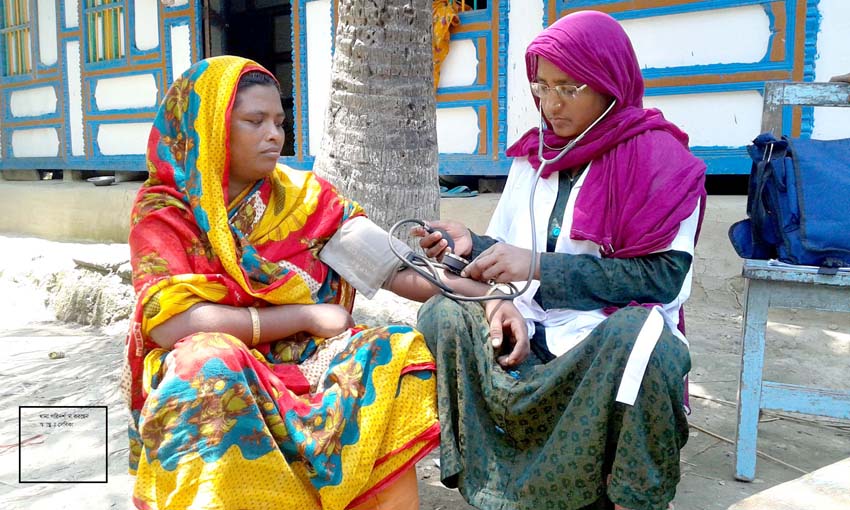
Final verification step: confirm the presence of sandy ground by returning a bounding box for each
[1,235,849,510]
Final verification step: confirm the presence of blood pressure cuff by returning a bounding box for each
[318,216,412,299]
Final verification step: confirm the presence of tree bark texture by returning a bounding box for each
[312,0,440,232]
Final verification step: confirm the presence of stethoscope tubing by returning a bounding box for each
[388,96,616,303]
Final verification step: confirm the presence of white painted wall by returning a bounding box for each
[170,24,193,82]
[621,7,770,148]
[813,0,850,140]
[10,87,57,117]
[507,0,543,146]
[306,0,332,156]
[95,75,159,110]
[66,40,85,156]
[64,0,79,28]
[97,123,152,155]
[644,91,764,147]
[439,40,478,88]
[4,0,847,164]
[12,128,60,157]
[436,107,480,153]
[621,6,769,69]
[134,0,160,51]
[36,0,58,66]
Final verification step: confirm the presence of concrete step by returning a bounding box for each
[728,457,850,510]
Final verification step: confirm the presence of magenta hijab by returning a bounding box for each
[506,10,707,258]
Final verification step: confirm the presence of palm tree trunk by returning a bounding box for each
[312,0,440,233]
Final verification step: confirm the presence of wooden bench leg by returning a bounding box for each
[735,279,769,481]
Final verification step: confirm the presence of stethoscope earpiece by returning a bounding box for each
[518,97,618,298]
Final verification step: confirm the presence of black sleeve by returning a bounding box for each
[468,231,499,259]
[534,250,693,311]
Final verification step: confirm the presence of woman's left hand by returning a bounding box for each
[484,297,529,367]
[830,72,850,83]
[462,243,540,283]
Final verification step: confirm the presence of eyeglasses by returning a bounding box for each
[530,82,587,101]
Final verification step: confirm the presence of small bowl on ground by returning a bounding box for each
[87,176,116,187]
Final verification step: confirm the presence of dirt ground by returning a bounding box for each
[2,194,850,510]
[412,303,850,510]
[3,287,847,510]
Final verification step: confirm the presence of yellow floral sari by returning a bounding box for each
[124,56,438,510]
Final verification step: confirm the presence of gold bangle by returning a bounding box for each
[248,307,261,347]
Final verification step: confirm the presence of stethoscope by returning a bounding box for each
[389,94,617,302]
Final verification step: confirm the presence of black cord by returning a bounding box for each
[387,219,517,302]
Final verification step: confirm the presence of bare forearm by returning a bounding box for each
[387,267,495,303]
[149,302,313,349]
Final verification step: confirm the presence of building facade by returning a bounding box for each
[0,0,848,176]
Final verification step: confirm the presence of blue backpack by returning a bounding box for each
[728,133,850,273]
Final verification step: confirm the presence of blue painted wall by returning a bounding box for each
[0,0,824,177]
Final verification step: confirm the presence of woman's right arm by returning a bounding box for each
[148,302,354,350]
[317,216,530,366]
[132,214,353,350]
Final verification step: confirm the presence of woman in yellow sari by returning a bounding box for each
[124,56,523,509]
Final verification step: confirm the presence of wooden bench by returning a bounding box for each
[734,81,850,482]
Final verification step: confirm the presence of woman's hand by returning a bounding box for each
[411,220,472,260]
[484,298,529,367]
[301,304,355,338]
[462,243,540,283]
[829,72,850,84]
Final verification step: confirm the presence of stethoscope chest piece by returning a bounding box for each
[442,253,470,276]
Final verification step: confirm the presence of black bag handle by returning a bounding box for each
[750,141,785,246]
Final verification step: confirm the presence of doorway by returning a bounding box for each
[203,0,295,156]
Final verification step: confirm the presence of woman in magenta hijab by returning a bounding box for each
[415,10,705,510]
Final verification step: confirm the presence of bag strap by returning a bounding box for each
[749,140,786,240]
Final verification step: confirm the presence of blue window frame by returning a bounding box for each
[0,0,32,76]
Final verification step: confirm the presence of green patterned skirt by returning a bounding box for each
[416,296,690,510]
